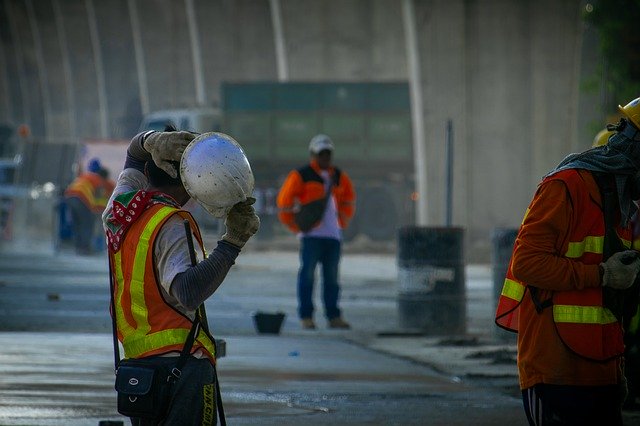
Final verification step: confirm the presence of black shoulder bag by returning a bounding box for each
[294,170,339,232]
[109,262,199,421]
[108,220,226,424]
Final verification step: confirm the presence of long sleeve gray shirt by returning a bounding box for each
[102,145,239,319]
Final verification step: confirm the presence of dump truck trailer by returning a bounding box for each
[138,81,416,241]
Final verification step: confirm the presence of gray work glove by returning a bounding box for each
[600,250,640,289]
[222,197,260,248]
[144,131,196,178]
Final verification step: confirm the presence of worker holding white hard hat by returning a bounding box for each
[101,128,258,425]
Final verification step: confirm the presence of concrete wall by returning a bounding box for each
[0,0,605,260]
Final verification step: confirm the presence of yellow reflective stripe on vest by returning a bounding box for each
[125,328,216,359]
[553,304,618,325]
[565,236,603,258]
[113,250,134,337]
[77,182,96,205]
[565,236,631,258]
[122,206,176,352]
[501,278,525,302]
[125,328,192,359]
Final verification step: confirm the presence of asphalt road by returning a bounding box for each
[0,239,567,425]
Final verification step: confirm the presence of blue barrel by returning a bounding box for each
[397,226,466,334]
[57,198,74,241]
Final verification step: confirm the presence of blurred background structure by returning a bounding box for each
[0,0,638,260]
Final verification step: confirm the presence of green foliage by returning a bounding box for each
[584,0,640,104]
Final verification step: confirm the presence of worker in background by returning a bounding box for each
[96,166,116,208]
[103,130,259,424]
[495,96,640,425]
[277,134,356,330]
[64,158,108,254]
[592,128,616,147]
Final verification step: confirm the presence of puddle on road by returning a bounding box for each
[0,389,330,424]
[230,401,319,416]
[226,393,330,417]
[0,405,116,426]
[466,348,516,364]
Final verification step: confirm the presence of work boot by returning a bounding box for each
[301,318,316,330]
[328,317,351,329]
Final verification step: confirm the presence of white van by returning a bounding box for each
[138,108,222,133]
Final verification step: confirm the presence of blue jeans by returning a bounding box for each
[297,236,342,320]
[65,196,97,254]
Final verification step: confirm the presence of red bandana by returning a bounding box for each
[105,190,179,252]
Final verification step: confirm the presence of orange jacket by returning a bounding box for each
[97,178,115,210]
[276,159,356,233]
[495,169,635,388]
[64,172,114,212]
[108,203,216,362]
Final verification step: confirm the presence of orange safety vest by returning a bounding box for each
[108,203,216,362]
[495,169,634,361]
[64,172,108,213]
[277,160,356,233]
[95,178,115,210]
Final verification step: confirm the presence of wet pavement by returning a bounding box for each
[0,236,638,425]
[0,331,519,426]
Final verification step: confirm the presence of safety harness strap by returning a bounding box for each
[620,122,640,141]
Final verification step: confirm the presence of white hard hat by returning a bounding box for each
[309,134,334,154]
[180,132,255,218]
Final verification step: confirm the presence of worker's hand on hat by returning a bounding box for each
[600,250,640,289]
[144,131,196,178]
[222,197,260,248]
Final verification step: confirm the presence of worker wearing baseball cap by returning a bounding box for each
[277,134,356,330]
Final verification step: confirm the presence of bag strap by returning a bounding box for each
[329,168,340,192]
[320,169,339,205]
[594,172,626,259]
[108,258,120,370]
[593,172,634,324]
[183,220,226,425]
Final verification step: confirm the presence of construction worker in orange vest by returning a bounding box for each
[96,166,115,209]
[277,134,356,330]
[593,128,616,147]
[496,96,640,425]
[103,130,258,424]
[64,158,109,254]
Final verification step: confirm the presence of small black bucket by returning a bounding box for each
[252,311,286,335]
